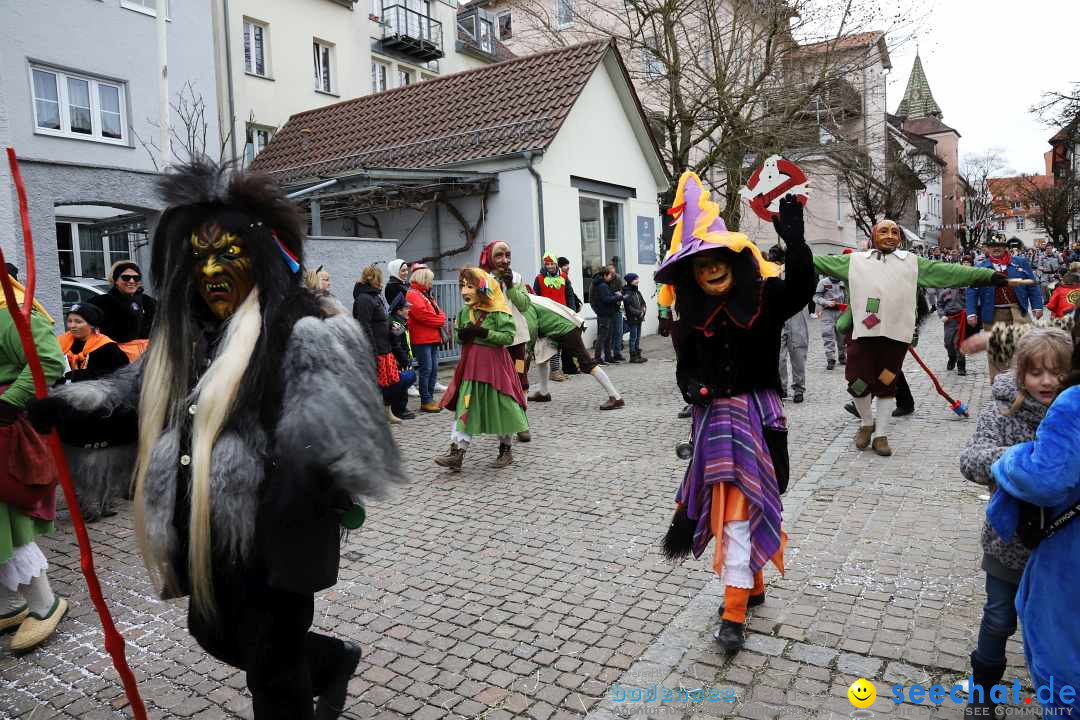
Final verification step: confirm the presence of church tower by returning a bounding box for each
[896,53,943,119]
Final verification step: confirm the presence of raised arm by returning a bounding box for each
[812,254,851,282]
[917,257,997,289]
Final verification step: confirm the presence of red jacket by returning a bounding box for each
[405,284,447,345]
[1046,284,1080,318]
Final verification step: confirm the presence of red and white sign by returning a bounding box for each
[739,155,810,222]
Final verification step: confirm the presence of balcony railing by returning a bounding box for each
[381,5,443,61]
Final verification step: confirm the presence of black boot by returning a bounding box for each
[315,642,362,719]
[713,620,745,652]
[957,358,967,376]
[964,653,1006,718]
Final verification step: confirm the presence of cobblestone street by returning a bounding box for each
[2,320,1032,720]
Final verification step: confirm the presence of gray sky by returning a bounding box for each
[885,0,1079,176]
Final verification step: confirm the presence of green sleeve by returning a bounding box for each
[454,307,471,331]
[916,257,997,289]
[0,311,64,409]
[506,282,531,312]
[836,307,853,335]
[812,255,851,281]
[481,311,517,347]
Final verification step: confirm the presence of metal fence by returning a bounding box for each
[431,280,463,364]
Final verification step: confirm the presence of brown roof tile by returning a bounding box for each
[902,115,959,138]
[252,40,610,183]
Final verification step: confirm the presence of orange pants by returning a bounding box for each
[710,483,784,624]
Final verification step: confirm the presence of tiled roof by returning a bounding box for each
[902,116,959,138]
[896,54,942,119]
[252,40,611,184]
[989,175,1054,218]
[796,30,883,53]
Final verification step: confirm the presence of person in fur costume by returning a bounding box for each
[28,161,404,720]
[435,268,528,471]
[659,171,812,653]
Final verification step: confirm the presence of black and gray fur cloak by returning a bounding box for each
[48,161,404,604]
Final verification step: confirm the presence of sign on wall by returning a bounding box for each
[636,216,657,265]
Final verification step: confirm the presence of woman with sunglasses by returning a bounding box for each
[88,260,157,361]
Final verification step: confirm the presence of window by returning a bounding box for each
[372,61,389,92]
[121,0,171,17]
[1016,216,1025,231]
[579,196,624,304]
[1011,199,1022,210]
[555,0,573,27]
[398,68,414,87]
[478,18,494,53]
[31,66,127,144]
[643,36,662,79]
[244,20,270,77]
[55,220,133,279]
[997,218,1006,231]
[313,40,335,93]
[497,11,512,40]
[244,124,273,166]
[370,0,382,18]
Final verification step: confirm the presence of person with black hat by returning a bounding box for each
[966,232,1044,381]
[88,260,157,362]
[56,303,132,521]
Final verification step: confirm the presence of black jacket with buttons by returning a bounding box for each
[671,241,815,401]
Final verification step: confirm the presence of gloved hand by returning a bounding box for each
[0,400,20,427]
[24,395,72,433]
[681,379,713,407]
[772,194,805,246]
[990,272,1009,287]
[457,324,488,344]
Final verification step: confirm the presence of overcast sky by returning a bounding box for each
[884,1,1078,177]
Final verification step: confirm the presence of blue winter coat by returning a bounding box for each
[988,385,1080,715]
[965,257,1043,324]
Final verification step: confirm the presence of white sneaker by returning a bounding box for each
[407,387,420,397]
[434,382,448,393]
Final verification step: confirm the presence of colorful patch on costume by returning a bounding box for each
[877,369,896,386]
[862,314,881,329]
[865,298,880,313]
[848,379,868,397]
[463,393,471,409]
[515,359,525,373]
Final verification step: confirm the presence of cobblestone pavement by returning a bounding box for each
[2,321,1030,720]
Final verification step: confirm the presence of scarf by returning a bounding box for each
[0,277,55,325]
[990,251,1012,273]
[59,332,115,370]
[540,253,566,289]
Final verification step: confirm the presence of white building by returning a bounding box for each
[252,40,669,340]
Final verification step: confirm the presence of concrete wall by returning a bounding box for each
[305,235,400,299]
[2,0,220,171]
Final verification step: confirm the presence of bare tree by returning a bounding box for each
[134,82,232,171]
[499,0,925,241]
[1020,175,1080,249]
[1032,82,1080,132]
[959,149,1010,252]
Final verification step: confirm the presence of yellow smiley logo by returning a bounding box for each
[848,678,876,708]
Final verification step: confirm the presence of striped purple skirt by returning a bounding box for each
[675,389,786,573]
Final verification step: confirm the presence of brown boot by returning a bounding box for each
[434,444,465,472]
[492,443,513,468]
[550,371,568,382]
[872,436,892,457]
[854,423,875,450]
[600,396,625,410]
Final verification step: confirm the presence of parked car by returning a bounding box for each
[61,277,111,313]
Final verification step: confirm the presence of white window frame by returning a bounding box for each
[244,123,274,166]
[56,219,133,279]
[243,19,271,78]
[555,0,573,28]
[642,36,663,80]
[30,65,128,145]
[370,0,382,19]
[496,11,512,40]
[120,0,171,18]
[1016,216,1025,231]
[397,67,414,88]
[313,40,336,94]
[371,60,389,93]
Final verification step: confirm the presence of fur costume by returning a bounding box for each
[656,172,810,652]
[35,161,403,720]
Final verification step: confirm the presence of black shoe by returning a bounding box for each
[779,390,788,399]
[678,404,692,419]
[892,405,915,417]
[316,642,362,719]
[713,620,745,652]
[947,358,957,371]
[594,357,607,366]
[839,356,846,365]
[516,430,531,443]
[957,366,967,376]
[393,410,416,420]
[792,393,804,404]
[826,360,836,370]
[607,357,622,364]
[612,354,627,362]
[964,654,1006,719]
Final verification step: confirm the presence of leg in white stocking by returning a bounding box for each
[875,397,895,438]
[590,367,621,400]
[537,362,551,395]
[19,571,56,617]
[853,394,874,426]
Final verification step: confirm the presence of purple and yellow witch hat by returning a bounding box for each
[655,171,778,306]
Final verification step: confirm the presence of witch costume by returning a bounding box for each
[29,161,404,720]
[658,171,814,652]
[435,268,528,471]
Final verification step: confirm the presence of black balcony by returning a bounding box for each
[381,5,443,61]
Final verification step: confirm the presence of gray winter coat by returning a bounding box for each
[958,371,1044,583]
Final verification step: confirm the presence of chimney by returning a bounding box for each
[1045,150,1054,177]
